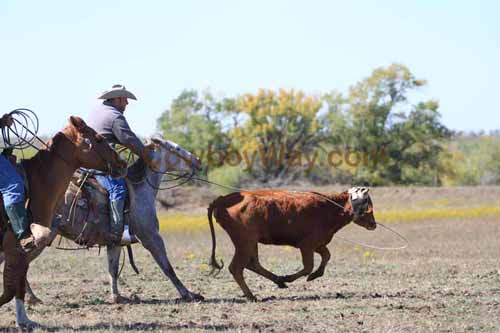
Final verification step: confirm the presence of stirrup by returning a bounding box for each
[16,235,36,255]
[120,225,137,245]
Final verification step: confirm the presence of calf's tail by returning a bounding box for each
[207,202,224,275]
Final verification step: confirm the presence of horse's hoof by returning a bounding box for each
[111,295,130,304]
[183,292,204,302]
[17,319,39,330]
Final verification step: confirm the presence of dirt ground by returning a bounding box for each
[0,187,499,332]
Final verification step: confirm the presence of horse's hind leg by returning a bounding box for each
[107,245,126,303]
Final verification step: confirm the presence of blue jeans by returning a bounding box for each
[95,174,127,202]
[0,154,25,207]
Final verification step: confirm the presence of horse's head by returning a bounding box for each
[61,116,127,176]
[147,136,202,173]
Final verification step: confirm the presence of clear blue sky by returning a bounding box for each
[1,0,498,136]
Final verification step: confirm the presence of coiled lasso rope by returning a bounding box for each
[1,108,42,150]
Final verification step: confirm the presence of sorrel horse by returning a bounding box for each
[0,116,127,329]
[5,137,204,305]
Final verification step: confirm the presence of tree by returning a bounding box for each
[157,90,230,158]
[230,89,325,181]
[324,63,451,185]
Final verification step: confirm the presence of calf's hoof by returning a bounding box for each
[275,278,288,289]
[245,294,258,302]
[279,275,295,283]
[307,272,323,282]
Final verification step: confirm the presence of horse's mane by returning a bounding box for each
[22,132,68,169]
[127,157,147,183]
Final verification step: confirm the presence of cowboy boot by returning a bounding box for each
[4,202,36,254]
[107,199,125,245]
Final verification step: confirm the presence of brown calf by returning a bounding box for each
[207,187,377,300]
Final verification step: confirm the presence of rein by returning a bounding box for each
[122,146,199,190]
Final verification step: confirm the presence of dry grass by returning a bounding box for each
[0,187,499,332]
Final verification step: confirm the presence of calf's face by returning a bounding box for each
[352,199,377,230]
[348,187,377,230]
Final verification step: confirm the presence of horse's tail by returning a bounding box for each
[207,201,223,275]
[126,245,139,274]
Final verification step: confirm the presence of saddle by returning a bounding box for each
[53,169,136,247]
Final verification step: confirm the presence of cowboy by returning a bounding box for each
[0,113,35,253]
[87,85,156,244]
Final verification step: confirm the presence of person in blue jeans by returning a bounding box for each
[0,113,35,253]
[87,85,157,245]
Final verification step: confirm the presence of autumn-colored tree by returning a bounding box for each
[230,89,325,181]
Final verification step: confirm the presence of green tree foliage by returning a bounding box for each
[445,134,500,185]
[156,90,229,155]
[324,64,451,185]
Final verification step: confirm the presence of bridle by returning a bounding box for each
[122,142,199,191]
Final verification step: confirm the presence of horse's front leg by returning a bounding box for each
[0,232,38,328]
[135,226,204,302]
[0,236,48,305]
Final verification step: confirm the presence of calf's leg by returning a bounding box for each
[229,244,256,301]
[246,246,288,289]
[279,247,314,283]
[307,245,331,281]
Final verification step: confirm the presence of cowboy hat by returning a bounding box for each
[98,84,137,100]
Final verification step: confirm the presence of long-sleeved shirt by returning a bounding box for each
[87,101,145,157]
